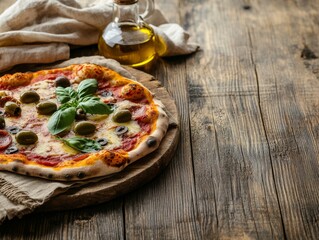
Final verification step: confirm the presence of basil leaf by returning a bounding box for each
[79,95,100,103]
[78,100,113,115]
[56,87,77,104]
[77,79,98,99]
[47,107,76,135]
[61,137,101,153]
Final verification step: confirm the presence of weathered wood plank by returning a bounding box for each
[183,0,286,239]
[247,0,319,238]
[0,200,125,239]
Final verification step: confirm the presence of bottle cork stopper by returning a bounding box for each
[114,0,138,4]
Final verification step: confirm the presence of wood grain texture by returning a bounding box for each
[1,0,319,239]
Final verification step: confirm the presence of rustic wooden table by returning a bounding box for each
[1,0,319,239]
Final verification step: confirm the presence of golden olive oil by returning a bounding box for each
[98,23,157,68]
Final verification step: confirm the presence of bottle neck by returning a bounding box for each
[113,2,140,24]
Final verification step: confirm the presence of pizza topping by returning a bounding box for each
[101,91,113,97]
[4,101,21,116]
[112,109,132,123]
[20,90,40,103]
[75,108,87,120]
[0,96,19,108]
[8,126,20,134]
[4,145,18,154]
[55,76,71,88]
[120,83,146,100]
[96,138,108,146]
[146,136,157,148]
[0,117,5,129]
[60,137,102,153]
[36,101,58,115]
[15,130,38,145]
[49,78,113,135]
[77,78,98,99]
[48,107,76,135]
[74,121,96,135]
[115,126,128,135]
[0,130,12,150]
[0,91,7,98]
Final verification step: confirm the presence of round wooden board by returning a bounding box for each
[38,67,180,211]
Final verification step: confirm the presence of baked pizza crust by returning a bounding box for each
[0,64,169,181]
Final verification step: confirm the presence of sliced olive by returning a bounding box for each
[5,145,18,154]
[36,101,57,115]
[8,126,20,134]
[20,90,40,103]
[55,76,71,88]
[0,110,4,116]
[101,91,113,97]
[4,102,21,116]
[115,126,128,135]
[74,121,96,135]
[75,108,87,120]
[0,117,5,129]
[96,138,108,146]
[112,110,132,123]
[15,130,38,145]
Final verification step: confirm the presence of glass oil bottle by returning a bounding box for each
[98,0,157,70]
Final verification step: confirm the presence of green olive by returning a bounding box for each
[0,91,7,98]
[20,90,40,103]
[112,109,132,123]
[36,101,57,115]
[0,117,5,129]
[15,130,38,145]
[4,101,21,116]
[55,76,71,88]
[74,121,96,135]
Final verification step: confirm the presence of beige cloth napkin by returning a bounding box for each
[0,0,198,71]
[0,56,133,223]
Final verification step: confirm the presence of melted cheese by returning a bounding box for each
[6,81,142,157]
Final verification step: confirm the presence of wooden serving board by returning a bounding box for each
[38,67,180,211]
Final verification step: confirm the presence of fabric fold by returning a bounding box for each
[0,0,198,71]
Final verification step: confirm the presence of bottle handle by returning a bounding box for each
[140,0,154,19]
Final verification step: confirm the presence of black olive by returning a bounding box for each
[0,110,5,116]
[146,137,157,147]
[96,138,108,146]
[8,126,20,134]
[55,76,71,88]
[5,146,19,154]
[101,91,113,97]
[115,126,128,135]
[75,108,87,120]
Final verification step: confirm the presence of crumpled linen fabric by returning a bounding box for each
[0,0,198,71]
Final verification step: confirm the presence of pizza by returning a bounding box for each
[0,63,169,181]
